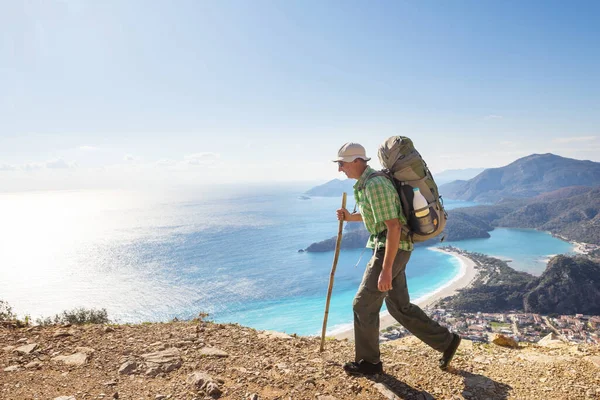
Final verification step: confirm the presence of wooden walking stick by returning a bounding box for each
[320,192,347,352]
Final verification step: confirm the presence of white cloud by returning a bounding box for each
[156,159,176,167]
[124,154,138,162]
[551,136,597,144]
[184,152,220,166]
[46,159,77,169]
[22,162,45,171]
[0,164,17,171]
[484,115,503,120]
[79,145,99,151]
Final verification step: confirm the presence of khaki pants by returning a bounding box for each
[353,248,453,364]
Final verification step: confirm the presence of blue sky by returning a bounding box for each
[1,0,599,191]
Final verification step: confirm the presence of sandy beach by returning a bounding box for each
[332,247,479,340]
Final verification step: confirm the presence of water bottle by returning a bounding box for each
[412,187,435,234]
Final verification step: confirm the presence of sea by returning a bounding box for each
[0,185,576,336]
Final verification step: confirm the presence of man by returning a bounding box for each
[333,142,461,375]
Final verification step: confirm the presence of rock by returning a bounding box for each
[205,381,222,397]
[537,333,565,348]
[75,347,96,355]
[53,329,73,338]
[199,347,229,358]
[187,371,222,397]
[373,383,400,399]
[155,395,167,400]
[118,361,138,375]
[3,345,15,352]
[145,367,161,377]
[103,381,117,386]
[3,365,20,372]
[247,394,259,400]
[103,326,115,333]
[54,397,76,400]
[492,334,519,349]
[15,343,39,355]
[584,356,600,368]
[257,331,293,340]
[141,348,181,367]
[187,371,213,388]
[140,348,182,373]
[52,352,89,366]
[25,361,43,369]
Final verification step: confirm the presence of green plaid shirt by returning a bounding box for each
[353,166,413,251]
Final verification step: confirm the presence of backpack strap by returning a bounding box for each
[355,170,413,240]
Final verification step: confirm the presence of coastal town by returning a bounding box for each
[381,310,600,345]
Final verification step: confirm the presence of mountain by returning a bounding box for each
[440,154,600,203]
[524,255,600,315]
[434,250,535,312]
[304,179,355,197]
[450,187,600,245]
[436,251,600,315]
[434,167,486,185]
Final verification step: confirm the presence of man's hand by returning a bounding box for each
[336,208,350,221]
[378,269,393,292]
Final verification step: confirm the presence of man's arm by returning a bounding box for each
[336,208,363,222]
[378,218,401,292]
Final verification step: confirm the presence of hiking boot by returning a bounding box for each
[343,359,383,375]
[439,333,461,370]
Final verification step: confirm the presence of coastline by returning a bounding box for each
[331,247,479,340]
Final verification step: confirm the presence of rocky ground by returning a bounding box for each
[1,319,600,400]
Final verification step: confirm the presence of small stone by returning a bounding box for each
[155,395,167,400]
[25,361,43,369]
[118,361,138,375]
[15,343,39,355]
[52,353,89,366]
[205,382,222,397]
[199,347,229,358]
[75,347,96,355]
[145,367,160,377]
[54,397,76,400]
[3,365,20,372]
[53,329,73,338]
[104,326,115,333]
[257,331,293,340]
[3,345,15,352]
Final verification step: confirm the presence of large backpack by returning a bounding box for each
[362,136,447,243]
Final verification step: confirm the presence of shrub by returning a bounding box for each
[0,300,16,321]
[36,307,110,326]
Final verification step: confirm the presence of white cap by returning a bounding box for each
[332,142,371,163]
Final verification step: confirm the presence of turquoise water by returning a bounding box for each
[0,187,574,336]
[439,228,575,275]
